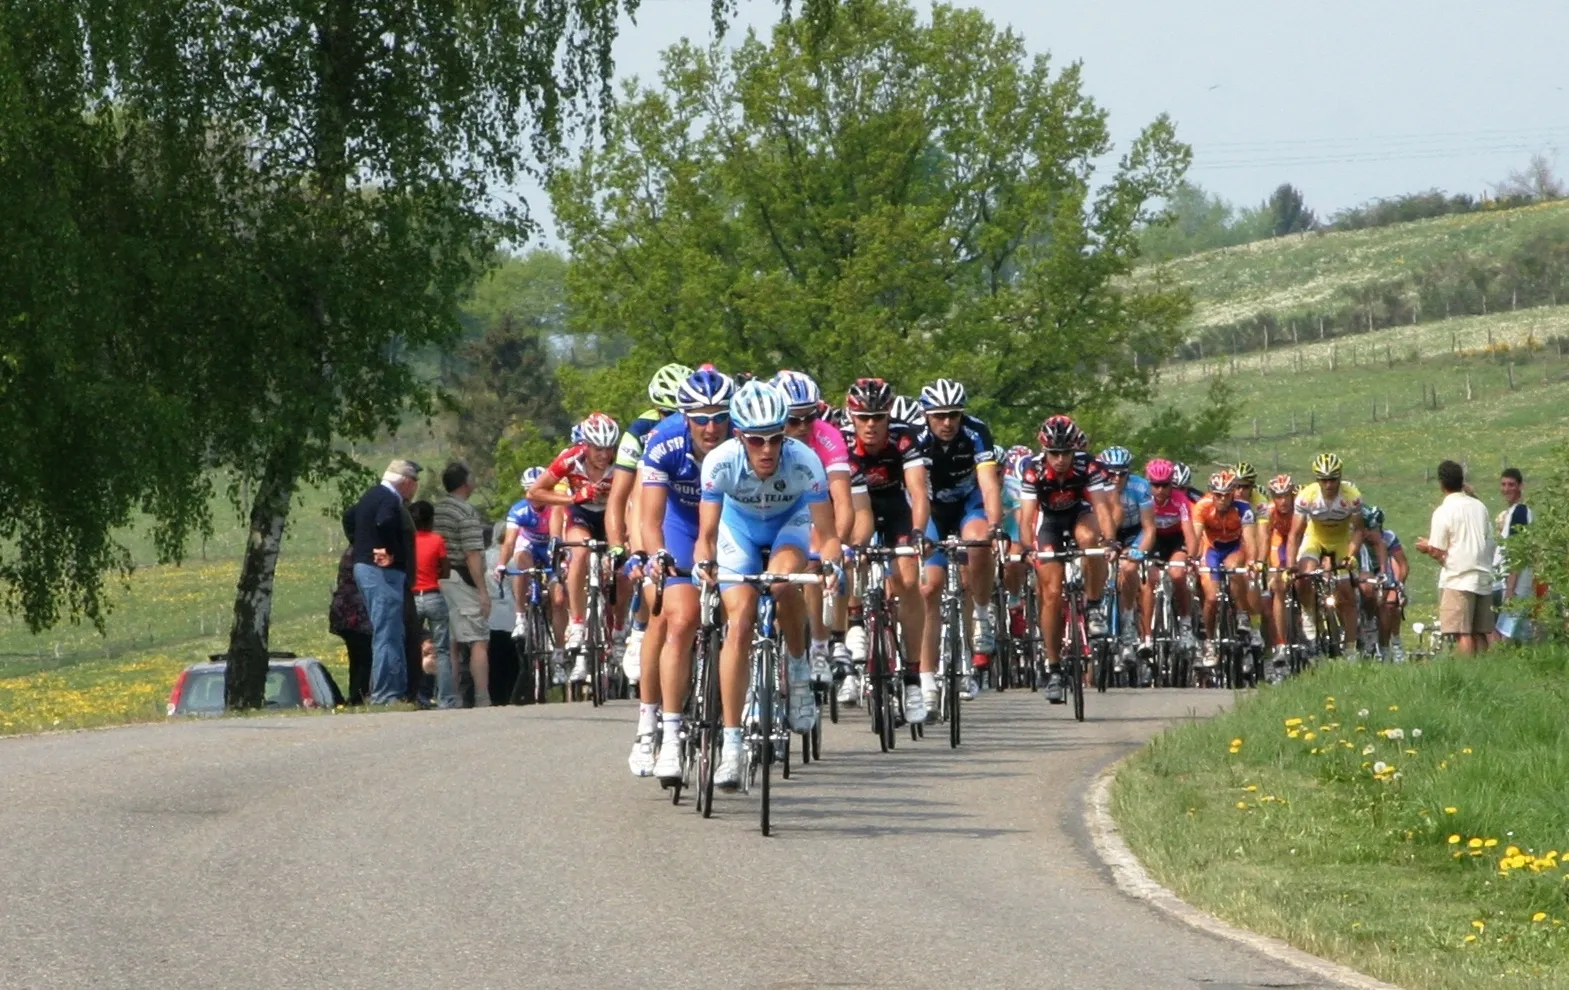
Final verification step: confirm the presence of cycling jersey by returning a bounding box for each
[504,499,553,552]
[700,437,829,521]
[547,444,614,512]
[1192,495,1255,546]
[1294,481,1363,537]
[1112,475,1155,535]
[615,408,671,472]
[845,424,928,498]
[1151,489,1192,537]
[804,418,851,475]
[1357,529,1402,575]
[1018,452,1115,513]
[916,414,995,503]
[641,414,706,528]
[1000,469,1023,542]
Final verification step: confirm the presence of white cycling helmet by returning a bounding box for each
[648,363,693,412]
[577,412,621,448]
[919,378,966,412]
[730,380,790,433]
[891,394,923,426]
[520,466,546,489]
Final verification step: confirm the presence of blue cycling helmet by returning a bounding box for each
[1098,446,1133,471]
[678,365,736,410]
[520,466,547,490]
[570,423,585,444]
[770,369,822,410]
[730,380,790,432]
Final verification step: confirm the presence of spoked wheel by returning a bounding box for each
[1065,612,1086,722]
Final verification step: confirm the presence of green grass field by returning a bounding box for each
[1113,648,1569,990]
[1157,199,1569,330]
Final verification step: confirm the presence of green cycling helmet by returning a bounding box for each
[648,363,694,412]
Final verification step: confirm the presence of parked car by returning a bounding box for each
[167,653,344,717]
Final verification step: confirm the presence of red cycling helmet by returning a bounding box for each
[1037,414,1084,452]
[1145,458,1174,484]
[845,377,895,414]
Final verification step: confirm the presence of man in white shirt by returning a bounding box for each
[1414,460,1497,656]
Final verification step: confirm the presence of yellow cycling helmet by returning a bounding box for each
[1310,452,1343,480]
[1232,461,1257,485]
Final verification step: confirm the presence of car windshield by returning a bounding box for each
[179,669,300,713]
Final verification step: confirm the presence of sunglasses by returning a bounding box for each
[1151,481,1171,488]
[1108,469,1130,478]
[786,412,817,427]
[852,413,888,423]
[927,409,962,421]
[686,411,731,427]
[741,432,785,449]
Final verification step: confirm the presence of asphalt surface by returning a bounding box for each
[0,687,1344,990]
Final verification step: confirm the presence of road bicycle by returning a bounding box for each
[1140,557,1191,689]
[504,565,558,704]
[1300,554,1356,660]
[999,552,1044,692]
[646,555,726,814]
[847,544,922,752]
[553,539,622,706]
[1029,546,1109,722]
[1261,565,1313,680]
[931,536,994,748]
[1201,564,1256,690]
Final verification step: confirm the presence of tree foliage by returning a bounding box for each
[1501,442,1569,640]
[552,0,1198,445]
[1138,181,1272,261]
[1267,182,1317,237]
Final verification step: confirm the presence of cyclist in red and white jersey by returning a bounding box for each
[1141,458,1198,655]
[528,412,621,681]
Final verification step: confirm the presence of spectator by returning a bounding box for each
[435,462,492,707]
[328,546,373,705]
[1415,460,1497,656]
[410,500,457,708]
[485,520,526,705]
[343,458,421,704]
[1492,468,1535,643]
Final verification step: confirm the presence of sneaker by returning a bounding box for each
[1044,670,1066,704]
[837,672,861,706]
[959,676,978,701]
[1087,605,1108,638]
[564,622,586,651]
[809,644,832,686]
[973,605,996,655]
[904,683,928,724]
[569,654,589,683]
[715,744,743,790]
[845,625,868,662]
[621,625,645,682]
[628,734,656,777]
[653,739,683,781]
[788,659,818,732]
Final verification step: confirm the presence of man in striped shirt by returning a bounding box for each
[436,462,493,706]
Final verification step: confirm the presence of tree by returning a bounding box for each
[447,314,575,490]
[1495,153,1565,202]
[552,0,1201,444]
[1138,181,1272,261]
[1267,183,1317,237]
[2,0,750,707]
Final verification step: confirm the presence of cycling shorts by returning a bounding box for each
[716,503,812,584]
[1297,532,1352,565]
[1152,532,1187,562]
[1116,524,1144,549]
[924,487,988,569]
[870,494,917,546]
[1035,505,1089,553]
[516,535,553,566]
[658,510,698,587]
[565,504,607,542]
[1203,539,1243,573]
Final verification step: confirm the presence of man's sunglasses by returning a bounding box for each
[926,409,962,421]
[686,411,731,427]
[1107,469,1130,479]
[786,412,818,427]
[1151,481,1171,488]
[741,432,785,449]
[851,412,889,423]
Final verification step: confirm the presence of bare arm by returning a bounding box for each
[605,468,637,548]
[828,474,854,544]
[904,464,931,535]
[528,470,573,508]
[977,463,1003,528]
[851,491,875,546]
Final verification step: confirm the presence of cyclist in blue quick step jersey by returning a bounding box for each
[499,466,567,677]
[695,380,841,790]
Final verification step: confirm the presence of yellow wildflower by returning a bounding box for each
[1444,807,1457,814]
[1448,835,1461,844]
[1284,718,1303,727]
[1533,912,1548,923]
[1468,838,1484,849]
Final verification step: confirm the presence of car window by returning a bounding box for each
[263,669,301,708]
[180,671,227,713]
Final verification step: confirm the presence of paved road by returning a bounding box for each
[1,688,1341,990]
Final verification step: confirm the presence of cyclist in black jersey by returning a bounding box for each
[915,378,1004,704]
[843,377,933,725]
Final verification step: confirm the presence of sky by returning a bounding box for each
[515,0,1569,248]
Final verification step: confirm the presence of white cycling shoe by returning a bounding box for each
[715,744,744,790]
[787,659,818,732]
[628,734,656,777]
[904,683,929,724]
[959,676,978,701]
[845,625,868,662]
[837,672,861,706]
[621,625,645,683]
[973,605,996,654]
[653,739,683,781]
[568,654,589,684]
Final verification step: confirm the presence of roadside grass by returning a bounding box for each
[1112,650,1569,990]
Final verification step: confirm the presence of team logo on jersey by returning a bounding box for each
[774,479,787,491]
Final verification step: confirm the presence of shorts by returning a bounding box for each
[1115,525,1144,550]
[1203,539,1242,573]
[1035,505,1088,553]
[925,488,988,568]
[516,535,552,567]
[1152,531,1187,562]
[717,504,812,583]
[1439,589,1495,636]
[659,510,699,587]
[566,504,608,542]
[870,494,916,546]
[440,576,489,644]
[1297,531,1352,565]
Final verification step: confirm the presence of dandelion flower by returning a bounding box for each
[1464,934,1477,943]
[1284,718,1304,727]
[1358,708,1370,718]
[1448,835,1461,844]
[1372,761,1388,774]
[1243,784,1258,792]
[1469,838,1484,849]
[1462,747,1473,754]
[1411,728,1422,739]
[1444,807,1457,814]
[1472,919,1485,930]
[1405,749,1418,756]
[1533,912,1548,923]
[1388,705,1398,711]
[1484,838,1498,848]
[1236,801,1249,810]
[1303,732,1317,741]
[1362,744,1376,755]
[1231,738,1243,747]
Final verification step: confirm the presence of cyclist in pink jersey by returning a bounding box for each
[774,370,855,683]
[1141,458,1199,654]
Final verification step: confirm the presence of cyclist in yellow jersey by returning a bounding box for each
[1287,452,1369,656]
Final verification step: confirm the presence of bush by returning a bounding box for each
[1501,439,1569,638]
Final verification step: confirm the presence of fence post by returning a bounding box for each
[1508,361,1516,390]
[1253,417,1260,438]
[1318,316,1325,340]
[1451,331,1457,353]
[1309,409,1316,434]
[1291,322,1298,345]
[1290,410,1297,434]
[1385,345,1392,368]
[1371,399,1378,422]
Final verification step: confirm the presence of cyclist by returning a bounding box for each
[891,394,923,429]
[694,380,842,789]
[628,367,735,780]
[843,377,932,723]
[1173,462,1205,504]
[499,467,568,681]
[528,412,622,683]
[1287,453,1369,657]
[1259,473,1299,677]
[774,370,855,687]
[1100,446,1156,670]
[997,444,1032,653]
[1140,458,1197,656]
[1229,462,1270,654]
[1355,504,1406,661]
[916,378,1003,706]
[1017,415,1119,704]
[607,362,691,689]
[1192,470,1259,667]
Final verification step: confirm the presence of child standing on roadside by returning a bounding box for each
[410,500,454,708]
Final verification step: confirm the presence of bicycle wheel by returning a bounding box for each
[758,642,776,836]
[1065,600,1086,722]
[696,629,721,818]
[943,600,963,748]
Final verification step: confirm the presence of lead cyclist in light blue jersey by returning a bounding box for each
[694,381,841,790]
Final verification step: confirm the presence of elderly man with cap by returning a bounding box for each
[343,459,422,704]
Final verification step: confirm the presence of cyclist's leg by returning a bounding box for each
[919,513,948,675]
[1295,541,1323,628]
[958,488,995,627]
[1076,511,1107,601]
[1330,549,1359,649]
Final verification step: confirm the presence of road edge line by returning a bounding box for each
[1086,763,1405,990]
